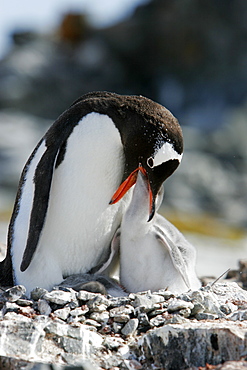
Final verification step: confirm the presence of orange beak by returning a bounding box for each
[109,166,154,219]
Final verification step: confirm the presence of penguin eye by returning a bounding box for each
[147,157,154,168]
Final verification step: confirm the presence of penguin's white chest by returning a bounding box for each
[12,112,128,293]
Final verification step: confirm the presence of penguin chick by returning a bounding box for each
[119,170,201,294]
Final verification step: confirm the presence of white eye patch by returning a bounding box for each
[153,141,183,167]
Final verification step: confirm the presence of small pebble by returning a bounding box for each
[84,319,102,328]
[53,306,71,321]
[77,290,100,301]
[167,298,194,312]
[227,310,247,321]
[195,312,217,320]
[112,322,123,333]
[90,311,109,324]
[43,290,75,305]
[137,313,150,328]
[3,302,20,315]
[121,318,139,336]
[70,306,89,317]
[2,285,26,302]
[37,299,52,316]
[31,287,48,301]
[16,298,33,307]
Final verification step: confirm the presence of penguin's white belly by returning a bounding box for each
[12,113,129,294]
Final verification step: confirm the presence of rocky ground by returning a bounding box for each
[1,268,247,369]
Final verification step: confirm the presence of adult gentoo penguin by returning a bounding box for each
[0,91,183,294]
[119,170,201,294]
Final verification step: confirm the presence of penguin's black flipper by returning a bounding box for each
[20,144,59,272]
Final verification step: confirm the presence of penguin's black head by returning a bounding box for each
[107,93,183,220]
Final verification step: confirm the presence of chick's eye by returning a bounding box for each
[147,157,154,168]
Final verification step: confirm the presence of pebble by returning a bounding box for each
[43,290,75,305]
[103,336,125,350]
[150,314,168,327]
[131,293,164,312]
[67,315,86,324]
[112,322,123,333]
[77,290,101,301]
[179,308,192,318]
[227,310,247,321]
[1,285,26,302]
[121,318,139,336]
[167,298,194,312]
[70,306,89,317]
[30,287,48,301]
[155,290,176,300]
[87,295,111,309]
[109,296,132,307]
[3,302,20,315]
[53,306,71,321]
[195,312,218,320]
[109,305,134,323]
[137,312,150,328]
[84,318,102,328]
[90,311,109,324]
[37,299,52,316]
[16,298,33,307]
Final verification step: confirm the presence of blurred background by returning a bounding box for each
[0,0,247,277]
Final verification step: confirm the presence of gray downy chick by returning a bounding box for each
[118,170,201,294]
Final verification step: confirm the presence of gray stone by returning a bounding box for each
[137,313,150,328]
[131,292,164,312]
[195,312,218,320]
[148,303,168,317]
[150,313,188,327]
[17,306,35,318]
[155,290,176,300]
[16,298,33,307]
[77,290,100,301]
[124,359,143,370]
[37,299,52,316]
[53,306,71,321]
[167,298,194,312]
[108,296,132,307]
[2,285,26,302]
[211,282,247,304]
[179,307,192,318]
[220,302,238,315]
[69,306,89,317]
[3,311,31,322]
[83,319,101,328]
[90,310,109,324]
[112,322,123,333]
[1,281,247,368]
[109,304,134,323]
[227,310,247,321]
[149,314,168,328]
[138,321,247,369]
[87,295,111,311]
[191,301,205,315]
[30,287,48,301]
[121,318,139,336]
[43,290,76,305]
[188,288,225,318]
[67,315,86,324]
[103,336,125,350]
[3,302,20,315]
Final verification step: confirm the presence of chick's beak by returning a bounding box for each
[109,165,154,221]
